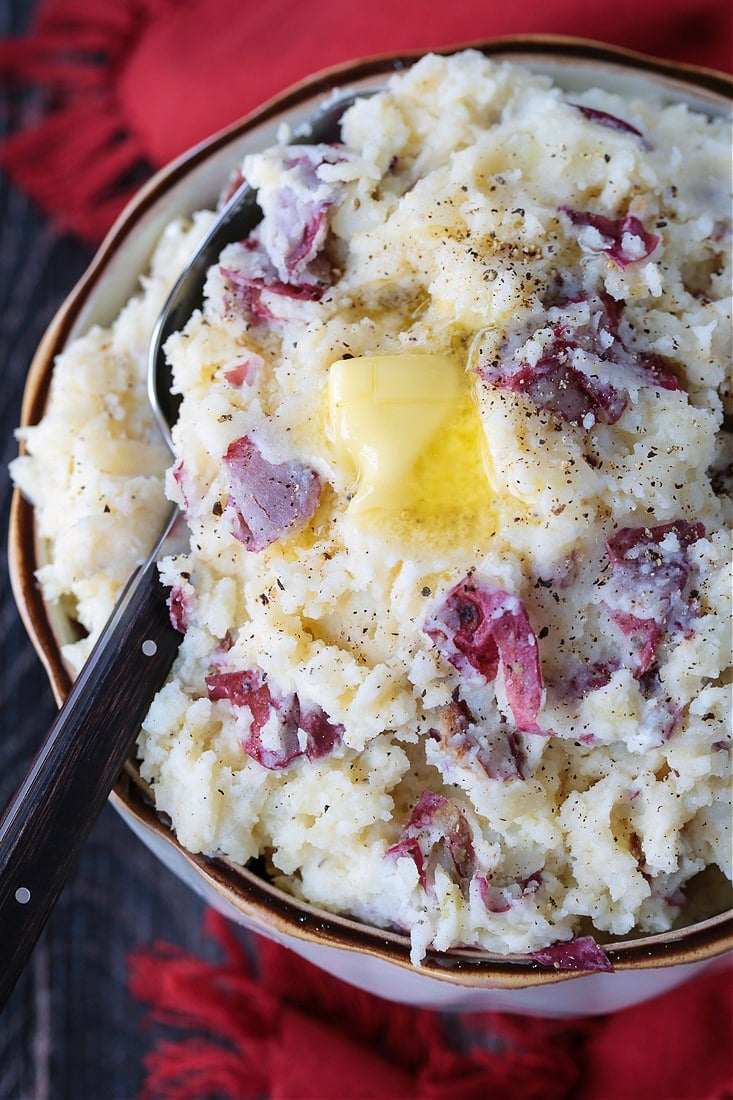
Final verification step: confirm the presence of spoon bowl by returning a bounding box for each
[148,93,361,451]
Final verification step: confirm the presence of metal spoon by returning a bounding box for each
[148,92,361,449]
[0,92,357,1011]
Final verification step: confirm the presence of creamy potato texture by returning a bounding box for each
[14,53,732,964]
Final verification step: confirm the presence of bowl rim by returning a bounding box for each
[9,34,733,988]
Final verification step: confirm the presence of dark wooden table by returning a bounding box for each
[0,2,215,1095]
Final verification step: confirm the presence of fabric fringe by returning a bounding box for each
[128,909,589,1100]
[0,0,157,240]
[128,911,733,1099]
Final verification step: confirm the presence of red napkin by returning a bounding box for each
[129,910,733,1100]
[0,0,731,241]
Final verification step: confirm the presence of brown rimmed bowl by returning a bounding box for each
[9,36,733,1015]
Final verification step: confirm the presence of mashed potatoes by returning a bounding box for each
[13,52,732,965]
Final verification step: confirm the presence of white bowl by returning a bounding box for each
[10,36,732,1016]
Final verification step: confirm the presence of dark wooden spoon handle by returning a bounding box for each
[0,543,181,1011]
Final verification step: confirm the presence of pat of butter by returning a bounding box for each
[328,353,469,514]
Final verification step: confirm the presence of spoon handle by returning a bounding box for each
[0,532,181,1011]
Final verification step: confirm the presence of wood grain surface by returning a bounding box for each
[0,1,218,1094]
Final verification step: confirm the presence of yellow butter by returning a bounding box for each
[328,354,460,511]
[327,353,494,532]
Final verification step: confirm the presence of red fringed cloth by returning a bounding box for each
[0,0,732,241]
[129,911,733,1100]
